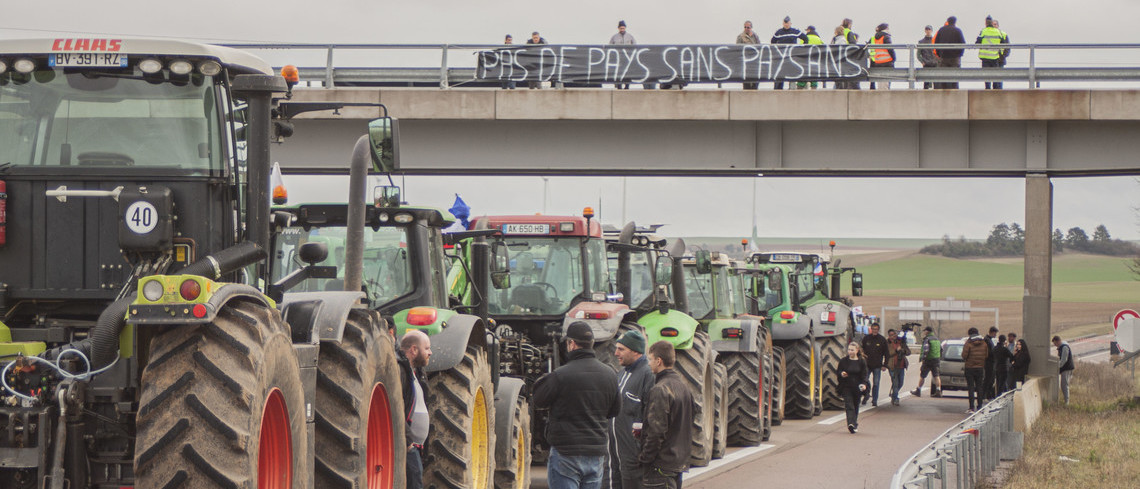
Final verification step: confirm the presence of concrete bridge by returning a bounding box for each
[275,87,1140,392]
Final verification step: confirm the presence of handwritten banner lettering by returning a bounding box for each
[477,44,868,83]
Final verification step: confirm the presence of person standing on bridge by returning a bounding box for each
[886,328,911,406]
[911,326,943,397]
[638,340,694,489]
[962,327,990,414]
[771,16,808,90]
[606,330,655,489]
[526,31,548,89]
[838,342,869,433]
[610,21,636,90]
[796,26,825,90]
[868,23,895,90]
[918,25,938,89]
[976,16,1010,89]
[535,322,622,489]
[933,16,965,89]
[860,322,888,406]
[737,20,761,90]
[1053,335,1075,404]
[993,334,1012,396]
[1009,338,1031,389]
[399,329,432,489]
[501,35,516,90]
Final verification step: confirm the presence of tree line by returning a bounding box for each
[920,223,1139,258]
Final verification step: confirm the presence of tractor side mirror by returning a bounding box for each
[374,185,401,208]
[851,272,864,297]
[694,249,712,274]
[298,242,329,266]
[490,241,511,290]
[368,117,400,173]
[654,256,673,286]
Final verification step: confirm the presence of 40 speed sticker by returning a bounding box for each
[125,201,158,234]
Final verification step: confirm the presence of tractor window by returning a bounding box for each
[728,271,748,317]
[628,251,654,308]
[0,68,224,173]
[794,264,815,304]
[761,271,784,312]
[272,225,413,308]
[685,266,715,320]
[488,237,589,316]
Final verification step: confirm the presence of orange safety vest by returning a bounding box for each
[871,36,893,64]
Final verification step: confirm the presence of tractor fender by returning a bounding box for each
[129,283,275,327]
[770,314,812,341]
[709,317,763,353]
[279,291,368,344]
[493,377,528,459]
[422,313,487,373]
[639,310,700,350]
[804,301,852,338]
[561,302,631,342]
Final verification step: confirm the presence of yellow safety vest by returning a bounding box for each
[843,27,857,43]
[978,26,1003,60]
[871,36,893,64]
[806,34,824,45]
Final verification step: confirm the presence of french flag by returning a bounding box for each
[813,263,824,276]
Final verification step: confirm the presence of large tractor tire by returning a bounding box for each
[781,336,817,420]
[819,335,848,411]
[675,330,714,467]
[424,346,496,489]
[712,362,727,459]
[760,327,774,441]
[771,346,785,426]
[494,395,531,489]
[135,300,307,489]
[595,322,643,372]
[314,310,406,489]
[722,327,768,446]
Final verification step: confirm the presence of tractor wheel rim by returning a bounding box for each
[258,388,292,489]
[472,387,490,489]
[367,383,395,489]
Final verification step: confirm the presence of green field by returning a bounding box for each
[860,253,1140,303]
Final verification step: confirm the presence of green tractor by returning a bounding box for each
[749,248,863,415]
[0,39,404,489]
[605,224,721,466]
[682,250,774,445]
[270,190,526,489]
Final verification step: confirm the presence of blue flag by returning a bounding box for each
[449,194,471,228]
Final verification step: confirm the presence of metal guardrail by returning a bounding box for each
[890,389,1018,489]
[223,42,1140,89]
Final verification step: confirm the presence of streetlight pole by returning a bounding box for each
[542,177,549,214]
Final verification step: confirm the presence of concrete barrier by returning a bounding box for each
[1011,376,1050,433]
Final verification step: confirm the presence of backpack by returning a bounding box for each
[926,336,941,360]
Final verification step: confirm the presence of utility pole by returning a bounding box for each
[622,177,628,224]
[751,177,758,247]
[542,176,549,214]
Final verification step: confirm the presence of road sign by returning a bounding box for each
[899,300,924,321]
[931,300,971,321]
[1113,309,1139,331]
[1117,317,1140,352]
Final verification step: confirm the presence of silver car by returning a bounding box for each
[939,339,967,392]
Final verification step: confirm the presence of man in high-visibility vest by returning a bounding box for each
[797,25,826,90]
[869,23,895,90]
[976,15,1009,89]
[838,18,860,89]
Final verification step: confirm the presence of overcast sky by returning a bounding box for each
[5,1,1140,239]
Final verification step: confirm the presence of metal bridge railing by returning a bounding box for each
[890,389,1019,489]
[222,42,1140,89]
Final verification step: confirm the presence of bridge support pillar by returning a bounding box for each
[1023,174,1057,402]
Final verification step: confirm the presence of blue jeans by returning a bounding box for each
[866,368,883,403]
[407,445,423,489]
[549,447,605,489]
[965,367,985,410]
[889,368,906,401]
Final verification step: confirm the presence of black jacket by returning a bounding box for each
[771,27,808,44]
[1011,347,1031,378]
[984,335,997,373]
[533,348,621,456]
[861,333,889,369]
[917,35,937,67]
[398,349,427,446]
[608,355,655,474]
[934,24,966,59]
[837,356,869,393]
[638,368,693,473]
[992,344,1012,374]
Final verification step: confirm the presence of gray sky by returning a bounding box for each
[5,1,1140,239]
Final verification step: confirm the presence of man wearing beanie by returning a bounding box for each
[606,330,655,489]
[535,322,622,489]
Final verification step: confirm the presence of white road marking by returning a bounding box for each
[686,444,776,479]
[818,392,912,425]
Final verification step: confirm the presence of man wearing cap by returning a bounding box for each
[535,322,622,489]
[911,326,943,397]
[609,21,637,90]
[770,16,808,90]
[917,25,937,89]
[976,16,1010,89]
[606,330,655,489]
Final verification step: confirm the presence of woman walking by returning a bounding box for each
[886,329,910,406]
[1009,339,1031,389]
[837,342,869,433]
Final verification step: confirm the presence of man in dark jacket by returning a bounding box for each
[770,16,808,90]
[606,330,655,489]
[962,327,990,413]
[638,341,694,489]
[534,322,622,489]
[860,323,889,406]
[982,326,999,402]
[918,25,937,89]
[399,329,432,489]
[933,16,965,89]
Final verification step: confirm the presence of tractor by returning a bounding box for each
[0,38,403,489]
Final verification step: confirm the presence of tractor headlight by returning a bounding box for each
[138,58,163,74]
[142,279,165,302]
[169,60,193,75]
[197,60,222,76]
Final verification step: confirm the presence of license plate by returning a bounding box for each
[502,223,550,234]
[48,53,128,68]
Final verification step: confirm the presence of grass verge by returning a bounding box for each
[1001,361,1140,488]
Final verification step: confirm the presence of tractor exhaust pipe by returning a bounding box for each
[179,241,267,280]
[344,135,371,295]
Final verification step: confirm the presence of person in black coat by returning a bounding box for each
[860,323,889,406]
[1009,339,1031,388]
[992,334,1013,396]
[933,16,966,88]
[837,342,869,433]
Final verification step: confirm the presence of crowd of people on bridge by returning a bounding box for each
[502,15,1011,91]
